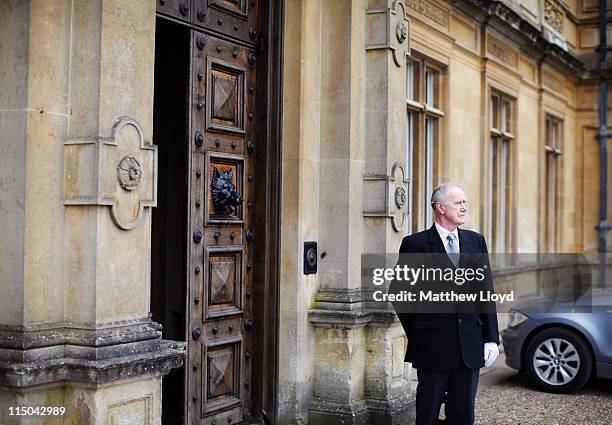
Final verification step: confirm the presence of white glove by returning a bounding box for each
[484,342,499,368]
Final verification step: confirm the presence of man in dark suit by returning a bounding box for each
[394,183,499,425]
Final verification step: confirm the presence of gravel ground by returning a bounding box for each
[473,373,612,425]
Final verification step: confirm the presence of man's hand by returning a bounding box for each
[484,342,499,367]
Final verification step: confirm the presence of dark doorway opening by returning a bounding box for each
[151,17,190,425]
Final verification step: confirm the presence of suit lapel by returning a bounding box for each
[458,228,473,254]
[458,228,477,268]
[428,224,446,254]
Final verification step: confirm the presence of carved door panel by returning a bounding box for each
[192,0,259,45]
[157,0,193,21]
[187,30,256,425]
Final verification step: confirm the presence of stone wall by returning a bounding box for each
[0,2,183,424]
[278,0,603,423]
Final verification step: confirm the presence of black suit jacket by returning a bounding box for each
[393,224,499,371]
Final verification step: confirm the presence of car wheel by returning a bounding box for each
[524,327,592,393]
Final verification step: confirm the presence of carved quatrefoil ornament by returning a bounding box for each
[64,117,157,230]
[365,1,411,67]
[390,1,410,66]
[363,161,408,232]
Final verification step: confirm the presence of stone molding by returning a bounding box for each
[309,396,369,425]
[486,32,520,70]
[365,393,416,419]
[366,0,411,66]
[0,317,184,388]
[0,316,160,350]
[0,340,184,388]
[315,288,365,304]
[308,309,399,327]
[363,161,408,232]
[64,116,157,230]
[458,0,584,75]
[405,0,451,30]
[309,384,415,425]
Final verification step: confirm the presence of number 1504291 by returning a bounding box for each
[8,406,66,416]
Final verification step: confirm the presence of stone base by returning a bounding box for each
[0,319,184,424]
[308,395,415,425]
[0,375,164,425]
[309,397,369,425]
[308,308,416,425]
[366,395,416,425]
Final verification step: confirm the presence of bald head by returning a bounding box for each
[430,183,468,231]
[431,183,461,208]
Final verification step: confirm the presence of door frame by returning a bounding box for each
[248,1,283,423]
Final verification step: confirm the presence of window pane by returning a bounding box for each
[425,118,435,228]
[488,138,495,242]
[425,70,436,107]
[407,61,414,101]
[551,154,556,250]
[406,112,415,234]
[544,115,562,252]
[491,95,499,130]
[502,100,511,132]
[500,140,510,252]
[491,138,499,250]
[545,152,553,251]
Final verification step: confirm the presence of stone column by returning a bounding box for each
[306,0,368,422]
[362,1,416,422]
[307,1,414,424]
[0,2,183,424]
[278,0,321,422]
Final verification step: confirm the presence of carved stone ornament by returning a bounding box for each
[396,22,407,44]
[365,0,410,67]
[117,156,142,191]
[395,186,406,209]
[211,167,243,214]
[64,116,157,230]
[363,161,408,232]
[390,1,410,66]
[390,162,408,231]
[543,0,564,35]
[406,0,449,28]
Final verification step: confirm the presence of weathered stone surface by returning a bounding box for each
[0,2,180,425]
[0,317,184,387]
[0,340,183,388]
[308,310,414,424]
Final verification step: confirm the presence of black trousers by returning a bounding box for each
[415,363,479,425]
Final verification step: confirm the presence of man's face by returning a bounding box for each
[440,187,468,226]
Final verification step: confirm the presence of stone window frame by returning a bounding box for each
[406,53,446,235]
[488,90,516,253]
[543,113,563,253]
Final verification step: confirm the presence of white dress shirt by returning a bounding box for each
[435,222,460,254]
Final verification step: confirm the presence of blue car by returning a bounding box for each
[501,288,612,393]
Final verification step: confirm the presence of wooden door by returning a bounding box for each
[155,1,280,424]
[186,30,257,424]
